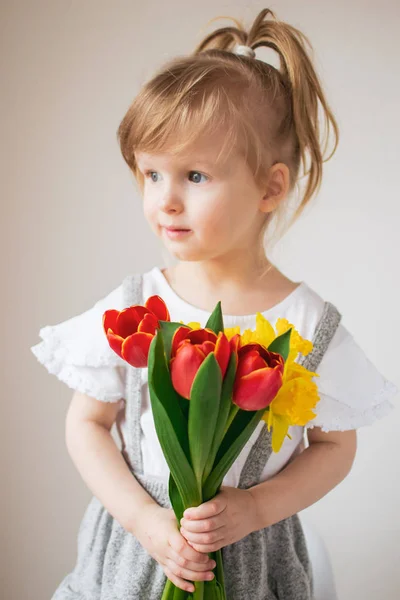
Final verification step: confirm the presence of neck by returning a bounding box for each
[175,255,274,289]
[162,251,288,316]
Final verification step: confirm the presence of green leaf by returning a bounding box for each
[177,393,190,424]
[189,353,222,493]
[158,320,189,363]
[147,330,190,461]
[267,328,292,362]
[205,301,224,334]
[202,351,237,484]
[202,408,265,501]
[148,376,200,507]
[168,473,185,522]
[148,333,200,507]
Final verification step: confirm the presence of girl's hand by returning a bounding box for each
[179,486,259,553]
[133,503,216,593]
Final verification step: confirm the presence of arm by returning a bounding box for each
[247,428,357,530]
[65,391,158,534]
[66,392,218,591]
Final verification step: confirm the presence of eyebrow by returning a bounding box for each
[136,157,227,172]
[137,157,214,166]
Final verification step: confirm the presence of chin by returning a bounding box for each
[168,249,201,262]
[164,244,207,262]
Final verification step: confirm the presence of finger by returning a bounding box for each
[168,547,216,573]
[169,532,212,564]
[163,565,196,594]
[164,559,216,585]
[181,516,221,533]
[180,525,226,546]
[189,541,223,553]
[184,499,224,520]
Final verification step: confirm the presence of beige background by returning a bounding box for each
[2,0,399,598]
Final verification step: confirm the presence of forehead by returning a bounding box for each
[135,134,240,170]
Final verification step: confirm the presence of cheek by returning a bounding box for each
[199,194,246,238]
[142,196,157,224]
[198,191,230,224]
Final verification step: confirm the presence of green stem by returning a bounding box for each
[172,586,187,599]
[161,577,175,599]
[192,580,204,600]
[215,549,226,599]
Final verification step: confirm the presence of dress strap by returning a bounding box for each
[122,273,144,473]
[237,300,342,489]
[297,301,342,372]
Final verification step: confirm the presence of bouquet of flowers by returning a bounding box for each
[103,294,319,600]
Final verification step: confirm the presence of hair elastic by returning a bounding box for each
[233,44,256,58]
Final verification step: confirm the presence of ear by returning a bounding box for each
[259,163,290,213]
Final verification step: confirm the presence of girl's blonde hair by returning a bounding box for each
[117,7,339,255]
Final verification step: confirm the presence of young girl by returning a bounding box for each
[31,7,398,600]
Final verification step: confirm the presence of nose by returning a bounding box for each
[158,187,184,214]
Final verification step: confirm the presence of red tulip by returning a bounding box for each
[103,295,170,367]
[170,327,231,400]
[232,343,284,410]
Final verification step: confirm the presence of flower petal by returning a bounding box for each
[116,306,145,338]
[145,295,171,321]
[214,332,231,378]
[106,329,124,358]
[236,349,267,378]
[229,333,241,354]
[121,331,154,367]
[186,328,218,345]
[270,413,291,452]
[171,325,192,357]
[233,367,283,410]
[170,343,205,399]
[198,340,216,357]
[138,312,159,334]
[103,310,119,336]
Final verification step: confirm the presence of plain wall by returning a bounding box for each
[2,0,399,598]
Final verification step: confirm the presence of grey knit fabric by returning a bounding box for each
[51,273,341,600]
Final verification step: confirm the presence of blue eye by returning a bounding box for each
[144,171,160,183]
[188,171,208,184]
[144,170,208,184]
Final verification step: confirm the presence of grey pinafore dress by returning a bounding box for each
[52,273,341,600]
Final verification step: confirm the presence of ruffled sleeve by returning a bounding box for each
[30,283,127,402]
[305,322,399,432]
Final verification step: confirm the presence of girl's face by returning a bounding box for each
[135,135,269,263]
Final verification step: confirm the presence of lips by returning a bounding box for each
[164,226,191,231]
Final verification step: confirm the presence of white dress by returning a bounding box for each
[31,265,399,490]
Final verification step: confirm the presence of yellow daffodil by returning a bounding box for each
[225,313,320,453]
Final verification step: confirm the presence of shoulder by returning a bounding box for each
[298,287,399,432]
[31,277,127,374]
[47,279,127,366]
[282,280,330,343]
[30,279,127,401]
[282,281,398,432]
[30,269,164,402]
